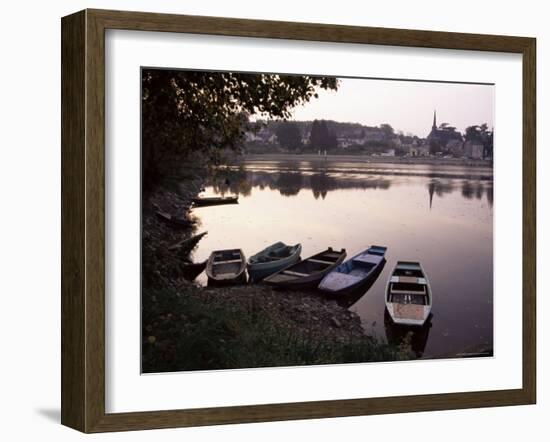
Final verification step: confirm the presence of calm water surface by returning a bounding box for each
[185,159,493,359]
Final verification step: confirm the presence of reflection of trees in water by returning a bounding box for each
[461,181,474,199]
[427,179,493,209]
[486,184,493,208]
[310,173,330,200]
[384,309,432,358]
[475,182,484,200]
[210,169,493,206]
[209,169,393,198]
[276,172,303,196]
[209,168,252,197]
[428,180,454,209]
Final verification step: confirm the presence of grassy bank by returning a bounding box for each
[142,284,410,373]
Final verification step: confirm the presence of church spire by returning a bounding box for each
[432,109,437,130]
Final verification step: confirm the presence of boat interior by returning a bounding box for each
[250,243,298,263]
[340,253,382,276]
[393,262,424,278]
[388,265,430,305]
[278,250,342,278]
[210,249,243,277]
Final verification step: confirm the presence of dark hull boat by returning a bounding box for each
[318,245,387,296]
[247,242,302,282]
[181,260,207,281]
[206,249,247,286]
[192,196,238,207]
[263,247,346,290]
[155,210,194,228]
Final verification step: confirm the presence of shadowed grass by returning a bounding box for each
[142,286,409,373]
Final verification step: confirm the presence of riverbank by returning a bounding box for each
[239,153,492,168]
[141,165,410,373]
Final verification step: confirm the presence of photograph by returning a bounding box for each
[141,68,494,373]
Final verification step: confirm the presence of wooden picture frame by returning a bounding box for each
[61,8,536,433]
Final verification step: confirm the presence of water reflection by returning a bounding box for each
[207,168,394,199]
[427,179,492,210]
[207,167,494,211]
[384,309,432,358]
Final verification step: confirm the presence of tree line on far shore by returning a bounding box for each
[249,119,494,158]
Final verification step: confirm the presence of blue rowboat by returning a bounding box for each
[247,242,302,282]
[318,245,387,296]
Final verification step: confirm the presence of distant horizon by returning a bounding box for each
[283,77,494,138]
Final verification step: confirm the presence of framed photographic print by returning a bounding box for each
[61,9,536,433]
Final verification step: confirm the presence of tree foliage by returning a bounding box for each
[379,123,395,138]
[309,119,338,151]
[429,139,442,155]
[465,123,494,158]
[274,122,303,151]
[141,70,338,188]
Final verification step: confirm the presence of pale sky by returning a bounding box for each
[289,77,494,138]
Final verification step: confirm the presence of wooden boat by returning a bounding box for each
[206,249,247,286]
[263,247,346,290]
[155,210,194,228]
[191,195,239,207]
[168,232,207,254]
[247,242,302,282]
[181,260,207,281]
[318,245,387,296]
[385,261,432,326]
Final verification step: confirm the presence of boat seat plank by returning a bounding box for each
[213,259,242,265]
[308,258,334,265]
[398,275,418,283]
[390,275,427,284]
[396,263,422,270]
[282,270,309,277]
[390,286,427,294]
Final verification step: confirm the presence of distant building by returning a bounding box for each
[390,137,402,147]
[361,127,386,142]
[464,140,484,159]
[427,110,463,146]
[409,144,430,157]
[245,127,278,145]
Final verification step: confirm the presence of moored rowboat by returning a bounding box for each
[263,247,346,290]
[318,245,387,296]
[192,196,239,207]
[385,261,432,326]
[155,210,194,228]
[247,242,302,282]
[206,249,247,286]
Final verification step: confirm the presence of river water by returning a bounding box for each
[186,157,493,359]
